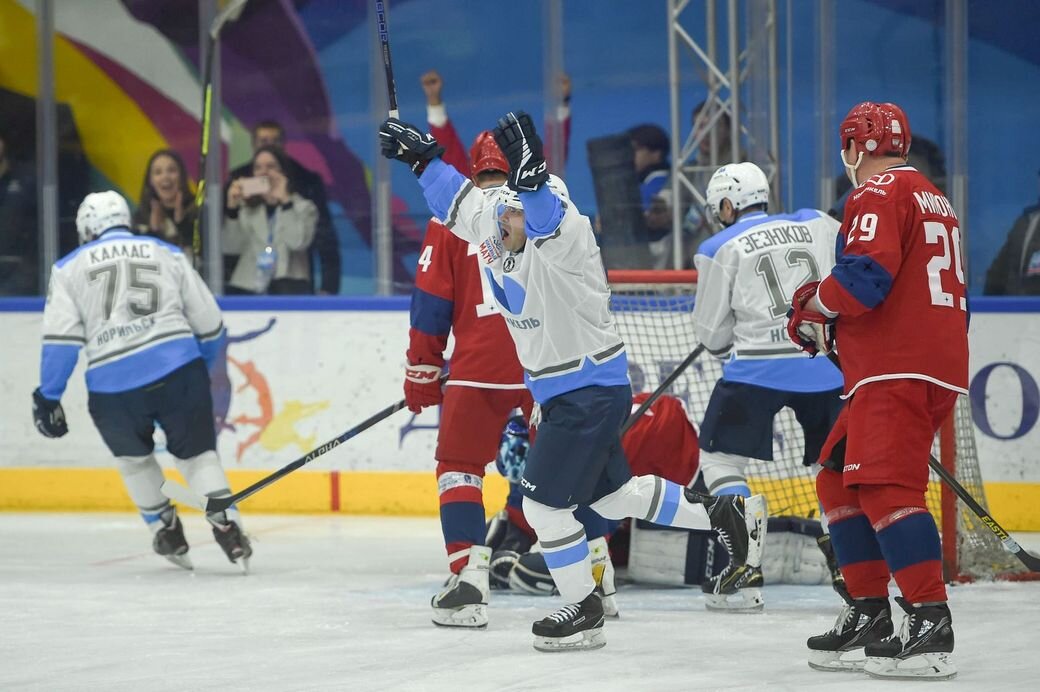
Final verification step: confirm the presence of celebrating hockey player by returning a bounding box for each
[406,124,535,628]
[380,111,765,652]
[32,191,251,571]
[693,162,843,610]
[787,102,966,680]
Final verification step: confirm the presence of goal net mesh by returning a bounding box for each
[608,271,1025,582]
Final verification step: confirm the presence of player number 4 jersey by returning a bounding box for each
[816,166,969,396]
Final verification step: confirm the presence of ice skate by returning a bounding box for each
[807,593,892,672]
[590,537,619,618]
[152,507,192,570]
[863,597,956,681]
[207,514,252,573]
[532,592,606,652]
[688,490,767,611]
[431,545,490,628]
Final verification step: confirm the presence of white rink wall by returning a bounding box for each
[1,304,1039,484]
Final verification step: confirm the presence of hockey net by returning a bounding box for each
[608,269,1028,582]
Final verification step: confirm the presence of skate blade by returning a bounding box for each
[807,647,866,672]
[163,553,194,571]
[431,604,488,629]
[864,652,957,681]
[533,627,606,652]
[704,588,764,613]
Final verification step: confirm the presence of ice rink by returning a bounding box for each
[3,513,1038,691]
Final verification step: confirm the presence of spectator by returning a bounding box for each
[223,146,318,295]
[985,169,1040,295]
[132,149,198,260]
[628,123,675,269]
[0,127,38,295]
[685,102,734,249]
[227,121,340,294]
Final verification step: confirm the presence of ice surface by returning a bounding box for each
[2,513,1038,691]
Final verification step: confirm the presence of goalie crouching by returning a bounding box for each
[484,393,846,611]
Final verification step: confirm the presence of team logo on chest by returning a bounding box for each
[479,235,504,265]
[503,255,517,273]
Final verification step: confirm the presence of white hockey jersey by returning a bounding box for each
[418,159,628,403]
[693,209,842,392]
[40,229,225,399]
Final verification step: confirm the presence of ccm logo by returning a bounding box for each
[520,477,538,492]
[520,162,547,179]
[843,463,861,472]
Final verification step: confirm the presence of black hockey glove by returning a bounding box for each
[378,117,445,176]
[32,387,68,438]
[493,111,548,192]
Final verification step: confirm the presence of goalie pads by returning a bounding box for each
[508,551,557,596]
[627,516,832,587]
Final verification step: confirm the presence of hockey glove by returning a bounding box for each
[786,281,835,357]
[32,387,68,438]
[492,111,548,192]
[378,118,445,176]
[403,363,444,413]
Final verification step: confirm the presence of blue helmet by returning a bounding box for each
[495,415,530,483]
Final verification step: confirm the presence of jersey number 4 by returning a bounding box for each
[88,262,161,320]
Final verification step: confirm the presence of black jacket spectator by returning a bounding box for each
[985,203,1040,295]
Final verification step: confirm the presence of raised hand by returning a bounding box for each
[379,117,445,175]
[492,111,547,192]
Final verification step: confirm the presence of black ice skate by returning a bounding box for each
[687,490,767,611]
[863,597,956,681]
[532,592,605,652]
[816,534,849,601]
[431,546,490,628]
[807,593,892,672]
[153,507,192,571]
[207,514,252,573]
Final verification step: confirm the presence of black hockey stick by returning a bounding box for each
[192,0,250,261]
[824,351,1040,572]
[374,0,399,118]
[621,344,706,435]
[161,392,412,513]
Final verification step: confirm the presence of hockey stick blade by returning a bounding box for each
[825,351,1040,573]
[160,479,209,512]
[621,344,705,435]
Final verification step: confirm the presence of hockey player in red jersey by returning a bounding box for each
[406,123,534,629]
[787,102,966,680]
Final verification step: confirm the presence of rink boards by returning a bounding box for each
[1,297,1038,528]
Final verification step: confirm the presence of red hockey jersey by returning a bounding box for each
[622,393,700,485]
[409,219,524,387]
[816,165,969,396]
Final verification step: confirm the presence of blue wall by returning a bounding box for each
[301,0,1040,293]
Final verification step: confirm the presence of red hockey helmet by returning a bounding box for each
[838,102,912,159]
[470,131,509,177]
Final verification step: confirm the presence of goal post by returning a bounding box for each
[607,269,1030,583]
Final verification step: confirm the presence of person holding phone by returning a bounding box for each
[133,149,198,262]
[223,146,318,294]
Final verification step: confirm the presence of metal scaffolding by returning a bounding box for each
[667,0,781,269]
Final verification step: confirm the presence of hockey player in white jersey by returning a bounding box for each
[32,191,251,571]
[380,112,766,652]
[692,162,844,609]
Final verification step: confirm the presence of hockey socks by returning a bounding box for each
[437,465,487,574]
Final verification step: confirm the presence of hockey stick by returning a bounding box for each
[824,351,1040,572]
[374,0,399,118]
[192,0,250,261]
[621,344,706,435]
[161,392,411,513]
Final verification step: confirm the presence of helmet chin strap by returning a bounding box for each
[842,149,864,187]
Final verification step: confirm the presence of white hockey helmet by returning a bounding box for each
[705,162,770,224]
[495,174,570,214]
[76,191,131,244]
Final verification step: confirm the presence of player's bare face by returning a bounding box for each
[500,208,527,252]
[149,155,181,206]
[252,151,281,180]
